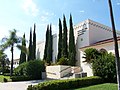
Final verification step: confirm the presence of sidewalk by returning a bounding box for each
[0,80,44,90]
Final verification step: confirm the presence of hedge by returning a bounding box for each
[27,76,104,90]
[10,76,32,82]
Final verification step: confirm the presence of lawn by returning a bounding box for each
[74,83,117,90]
[0,75,11,82]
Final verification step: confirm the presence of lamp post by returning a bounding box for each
[108,0,120,90]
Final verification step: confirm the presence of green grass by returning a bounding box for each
[74,83,117,90]
[0,75,11,82]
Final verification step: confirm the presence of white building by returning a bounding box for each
[37,19,120,77]
[36,34,58,62]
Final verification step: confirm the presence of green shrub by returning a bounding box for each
[83,48,117,83]
[25,60,45,79]
[27,76,104,90]
[92,53,116,83]
[57,57,68,65]
[10,76,32,81]
[14,60,45,80]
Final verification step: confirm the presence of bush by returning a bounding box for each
[92,53,116,83]
[14,60,45,80]
[25,60,45,79]
[57,57,68,65]
[10,76,32,81]
[83,48,117,83]
[27,76,104,90]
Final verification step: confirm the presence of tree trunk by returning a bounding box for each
[10,45,14,76]
[108,0,120,90]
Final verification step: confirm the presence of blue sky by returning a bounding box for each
[0,0,120,59]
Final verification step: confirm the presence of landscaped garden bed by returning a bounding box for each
[27,76,104,90]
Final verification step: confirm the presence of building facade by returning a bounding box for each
[36,19,120,77]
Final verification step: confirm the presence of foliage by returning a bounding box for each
[57,18,62,61]
[1,29,23,76]
[14,62,27,76]
[0,75,11,82]
[43,25,49,62]
[28,29,33,61]
[25,60,45,79]
[43,24,53,65]
[92,52,116,82]
[83,48,100,63]
[62,15,68,58]
[0,50,10,74]
[57,57,68,65]
[14,60,45,80]
[68,14,76,66]
[33,23,36,60]
[27,76,104,90]
[74,83,117,90]
[46,24,52,63]
[83,48,117,82]
[10,76,32,81]
[19,33,26,64]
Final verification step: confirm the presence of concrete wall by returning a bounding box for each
[46,65,71,79]
[74,20,90,66]
[89,19,113,45]
[52,34,58,63]
[36,41,45,60]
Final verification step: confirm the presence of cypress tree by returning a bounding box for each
[33,23,36,60]
[46,24,52,64]
[49,24,52,62]
[28,28,33,61]
[68,14,76,66]
[62,15,68,58]
[57,18,62,61]
[19,33,26,64]
[43,25,49,61]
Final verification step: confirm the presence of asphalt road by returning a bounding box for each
[0,80,44,90]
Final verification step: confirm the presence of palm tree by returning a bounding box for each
[1,29,27,76]
[82,48,100,64]
[108,0,120,89]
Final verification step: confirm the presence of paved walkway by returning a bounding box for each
[0,80,44,90]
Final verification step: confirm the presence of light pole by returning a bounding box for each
[108,0,120,90]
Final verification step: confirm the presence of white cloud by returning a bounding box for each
[40,16,49,22]
[22,0,39,16]
[117,2,120,5]
[40,11,56,22]
[79,10,85,13]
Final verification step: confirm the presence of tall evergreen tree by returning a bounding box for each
[57,18,62,61]
[49,24,52,62]
[28,28,33,61]
[68,14,76,66]
[46,24,53,64]
[33,23,36,60]
[43,25,49,61]
[19,33,26,64]
[62,15,68,58]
